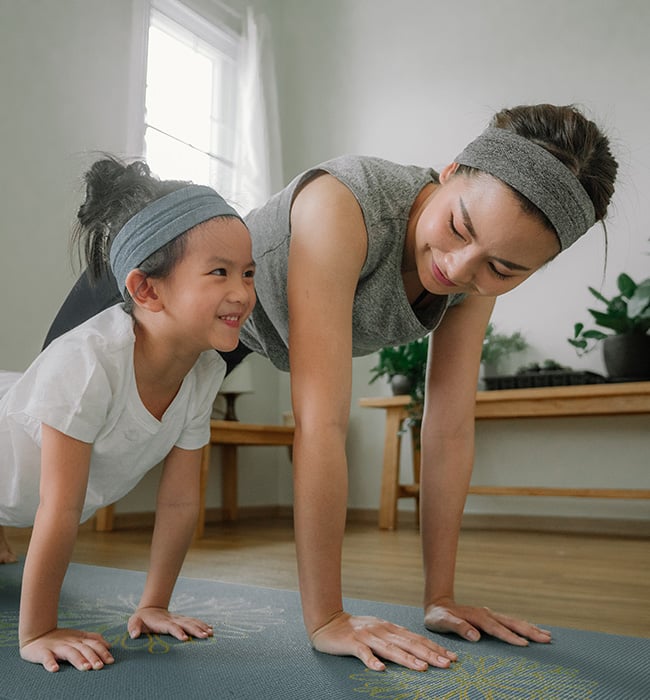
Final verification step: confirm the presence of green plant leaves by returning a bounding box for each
[569,273,650,355]
[617,272,637,298]
[628,279,650,318]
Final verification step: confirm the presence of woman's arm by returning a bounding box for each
[287,175,457,671]
[19,424,114,672]
[420,295,551,645]
[128,446,213,642]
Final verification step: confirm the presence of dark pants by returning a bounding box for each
[43,268,252,374]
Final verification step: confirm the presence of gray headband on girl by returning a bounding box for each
[455,127,595,250]
[109,184,243,296]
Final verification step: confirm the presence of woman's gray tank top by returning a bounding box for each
[241,155,464,371]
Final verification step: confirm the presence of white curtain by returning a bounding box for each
[232,7,283,216]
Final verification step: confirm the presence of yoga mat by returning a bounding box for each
[1,561,648,699]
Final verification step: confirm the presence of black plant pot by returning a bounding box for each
[390,374,413,396]
[602,334,650,380]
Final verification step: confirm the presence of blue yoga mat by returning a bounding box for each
[1,561,648,699]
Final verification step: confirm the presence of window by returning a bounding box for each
[144,0,240,198]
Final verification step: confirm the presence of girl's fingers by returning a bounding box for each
[84,638,115,665]
[129,610,213,641]
[40,649,60,673]
[179,619,213,638]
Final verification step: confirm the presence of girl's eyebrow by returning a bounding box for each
[459,198,531,272]
[208,255,256,268]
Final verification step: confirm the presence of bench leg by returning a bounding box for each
[194,443,211,539]
[378,410,403,530]
[410,423,421,529]
[221,444,238,521]
[95,504,114,531]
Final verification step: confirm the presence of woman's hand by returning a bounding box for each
[127,607,213,642]
[424,598,552,646]
[20,628,114,672]
[310,611,458,672]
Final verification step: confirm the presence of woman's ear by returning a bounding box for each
[124,269,163,311]
[439,162,460,184]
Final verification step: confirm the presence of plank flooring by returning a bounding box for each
[6,518,649,639]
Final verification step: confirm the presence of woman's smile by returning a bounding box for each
[431,262,456,288]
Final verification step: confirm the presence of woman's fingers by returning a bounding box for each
[425,605,481,642]
[482,608,552,645]
[425,602,552,646]
[311,613,458,672]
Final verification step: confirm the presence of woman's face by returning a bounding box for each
[413,165,561,297]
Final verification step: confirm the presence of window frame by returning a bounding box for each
[127,0,242,195]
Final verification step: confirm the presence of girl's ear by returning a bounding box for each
[124,269,163,311]
[439,162,460,184]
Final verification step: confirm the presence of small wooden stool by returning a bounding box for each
[95,419,295,538]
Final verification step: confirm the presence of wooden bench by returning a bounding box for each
[95,419,294,538]
[360,381,650,530]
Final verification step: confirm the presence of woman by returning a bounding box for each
[37,104,618,672]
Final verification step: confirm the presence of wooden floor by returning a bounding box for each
[7,518,650,639]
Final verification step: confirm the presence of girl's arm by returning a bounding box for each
[287,175,457,672]
[19,424,114,672]
[127,445,213,642]
[420,295,551,645]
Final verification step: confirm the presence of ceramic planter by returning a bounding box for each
[602,334,650,380]
[390,374,413,396]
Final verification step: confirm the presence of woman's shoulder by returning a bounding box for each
[305,155,435,192]
[309,155,438,222]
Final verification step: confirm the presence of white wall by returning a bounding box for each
[0,1,136,370]
[1,1,648,522]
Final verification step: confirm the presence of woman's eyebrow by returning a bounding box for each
[459,198,531,272]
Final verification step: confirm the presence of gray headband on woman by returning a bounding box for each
[455,127,595,250]
[109,184,243,296]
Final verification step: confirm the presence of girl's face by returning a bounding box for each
[155,218,256,353]
[413,165,561,298]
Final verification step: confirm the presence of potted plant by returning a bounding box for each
[368,336,429,399]
[568,273,650,379]
[369,338,429,443]
[481,323,528,376]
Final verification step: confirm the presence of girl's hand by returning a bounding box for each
[310,611,457,672]
[20,628,114,672]
[127,607,213,642]
[424,598,552,646]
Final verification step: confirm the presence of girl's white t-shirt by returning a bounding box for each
[0,305,225,527]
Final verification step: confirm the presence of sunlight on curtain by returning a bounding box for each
[232,7,283,216]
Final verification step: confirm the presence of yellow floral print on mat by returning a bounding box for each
[350,654,598,699]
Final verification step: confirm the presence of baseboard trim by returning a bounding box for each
[459,513,650,537]
[104,507,650,538]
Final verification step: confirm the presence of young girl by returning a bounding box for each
[38,104,619,673]
[0,157,256,672]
